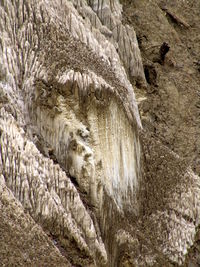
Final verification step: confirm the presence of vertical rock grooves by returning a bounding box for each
[1,0,200,266]
[0,108,107,266]
[0,174,71,267]
[0,0,143,265]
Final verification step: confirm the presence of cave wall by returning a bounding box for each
[1,0,200,266]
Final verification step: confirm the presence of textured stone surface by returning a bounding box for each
[1,0,200,266]
[0,175,71,267]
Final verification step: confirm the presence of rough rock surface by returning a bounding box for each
[1,0,200,266]
[0,175,70,267]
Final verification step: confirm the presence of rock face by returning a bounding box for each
[0,0,200,266]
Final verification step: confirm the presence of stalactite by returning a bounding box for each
[1,0,200,266]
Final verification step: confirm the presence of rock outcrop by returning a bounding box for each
[1,0,200,266]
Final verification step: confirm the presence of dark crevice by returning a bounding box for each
[144,64,157,86]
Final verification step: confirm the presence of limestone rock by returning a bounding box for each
[1,0,200,266]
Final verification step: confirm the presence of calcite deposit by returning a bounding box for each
[1,0,200,266]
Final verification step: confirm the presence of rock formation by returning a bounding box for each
[1,0,200,266]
